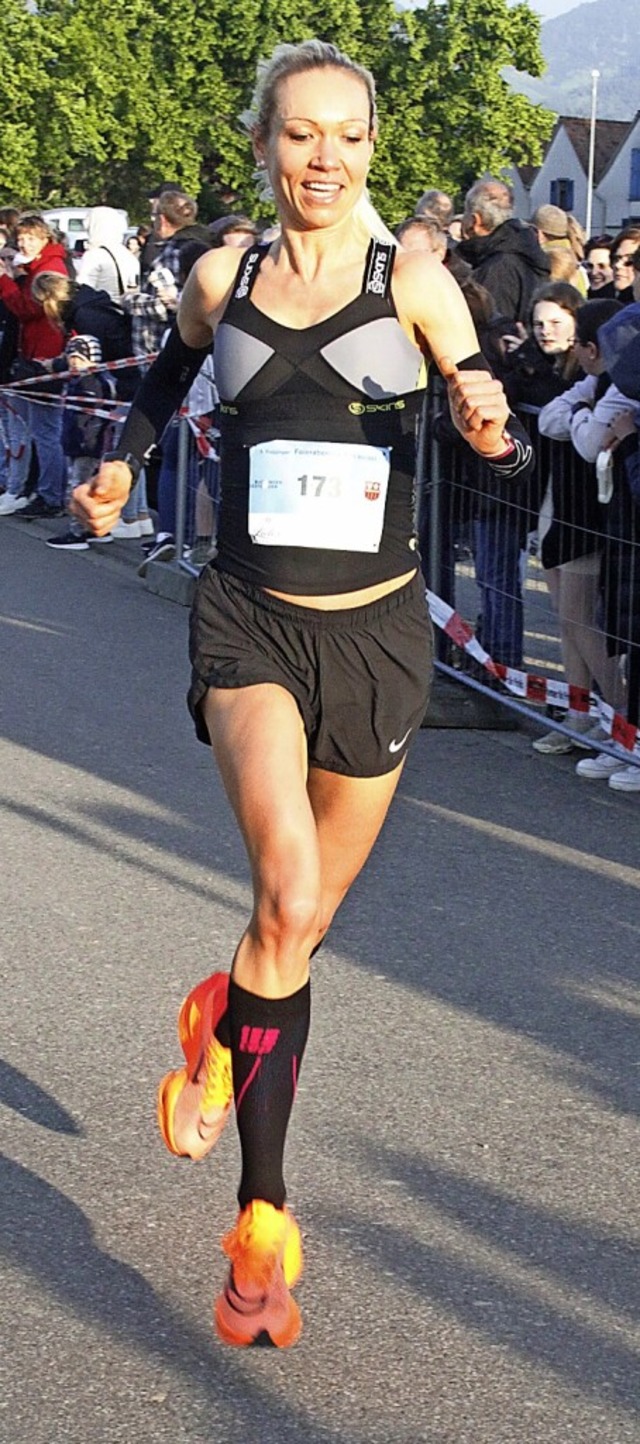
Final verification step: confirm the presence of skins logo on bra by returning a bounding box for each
[367,249,388,296]
[348,399,406,415]
[234,250,261,300]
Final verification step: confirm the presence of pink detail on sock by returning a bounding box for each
[235,1056,261,1113]
[292,1055,298,1098]
[239,1025,281,1055]
[260,1027,280,1055]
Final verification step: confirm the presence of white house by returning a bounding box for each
[597,110,640,230]
[507,115,640,234]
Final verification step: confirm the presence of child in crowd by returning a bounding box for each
[45,334,117,551]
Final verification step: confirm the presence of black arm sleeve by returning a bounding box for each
[113,324,213,466]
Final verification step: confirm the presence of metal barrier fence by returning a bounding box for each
[3,360,638,766]
[418,376,640,765]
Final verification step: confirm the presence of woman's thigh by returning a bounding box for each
[307,761,405,930]
[203,682,319,897]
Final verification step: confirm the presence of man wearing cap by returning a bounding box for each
[532,204,587,295]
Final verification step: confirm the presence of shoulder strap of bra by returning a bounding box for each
[363,240,395,301]
[230,244,269,303]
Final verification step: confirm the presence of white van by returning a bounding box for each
[42,206,129,249]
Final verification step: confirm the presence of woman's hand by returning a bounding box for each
[70,460,132,536]
[609,410,638,444]
[501,322,527,354]
[440,355,511,457]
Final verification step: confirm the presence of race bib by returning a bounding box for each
[248,439,391,551]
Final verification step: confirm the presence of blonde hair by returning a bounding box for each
[566,213,585,262]
[547,249,581,283]
[241,39,377,141]
[240,39,395,244]
[31,270,76,326]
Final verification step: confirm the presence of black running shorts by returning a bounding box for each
[188,567,433,777]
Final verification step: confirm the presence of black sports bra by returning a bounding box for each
[212,240,427,595]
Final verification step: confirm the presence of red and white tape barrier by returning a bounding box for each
[426,589,640,756]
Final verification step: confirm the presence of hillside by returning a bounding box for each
[505,0,640,120]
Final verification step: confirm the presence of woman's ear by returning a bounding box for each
[252,132,266,168]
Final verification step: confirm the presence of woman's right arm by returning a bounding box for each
[70,248,241,535]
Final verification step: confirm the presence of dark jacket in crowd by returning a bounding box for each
[603,332,640,654]
[457,220,550,324]
[62,371,117,460]
[0,302,19,382]
[53,284,139,400]
[499,336,570,412]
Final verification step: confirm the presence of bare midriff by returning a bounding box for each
[264,567,417,610]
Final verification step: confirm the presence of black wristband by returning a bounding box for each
[102,450,142,483]
[456,351,494,375]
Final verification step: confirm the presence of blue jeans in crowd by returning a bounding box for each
[3,393,32,496]
[29,398,67,508]
[156,420,198,542]
[473,512,526,670]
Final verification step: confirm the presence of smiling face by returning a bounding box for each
[532,299,576,355]
[586,246,612,289]
[255,67,375,232]
[16,225,49,261]
[612,240,638,291]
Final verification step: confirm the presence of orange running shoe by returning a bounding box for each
[214,1200,303,1348]
[157,971,233,1160]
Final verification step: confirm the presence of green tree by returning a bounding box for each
[0,2,45,199]
[0,0,553,223]
[408,0,553,201]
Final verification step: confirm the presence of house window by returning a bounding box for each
[630,149,640,202]
[550,178,574,210]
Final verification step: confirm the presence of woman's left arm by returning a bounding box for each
[394,251,533,474]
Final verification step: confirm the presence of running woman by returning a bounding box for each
[73,40,533,1349]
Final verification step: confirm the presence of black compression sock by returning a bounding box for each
[215,945,321,1049]
[228,977,311,1210]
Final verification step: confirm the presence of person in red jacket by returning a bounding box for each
[0,213,69,517]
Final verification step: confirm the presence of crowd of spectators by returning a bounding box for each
[390,178,640,793]
[0,177,639,790]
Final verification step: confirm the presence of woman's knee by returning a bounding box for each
[254,878,322,955]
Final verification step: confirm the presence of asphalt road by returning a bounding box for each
[1,517,639,1444]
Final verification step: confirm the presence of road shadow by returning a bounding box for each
[0,1154,360,1444]
[0,1059,82,1134]
[317,1148,640,1417]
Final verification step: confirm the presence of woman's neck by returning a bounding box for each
[273,217,368,283]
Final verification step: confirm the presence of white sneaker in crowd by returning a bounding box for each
[0,492,29,515]
[608,763,640,792]
[533,714,595,754]
[111,518,141,539]
[575,751,627,780]
[138,516,155,536]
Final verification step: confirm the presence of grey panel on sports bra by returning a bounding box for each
[214,323,275,400]
[320,318,423,399]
